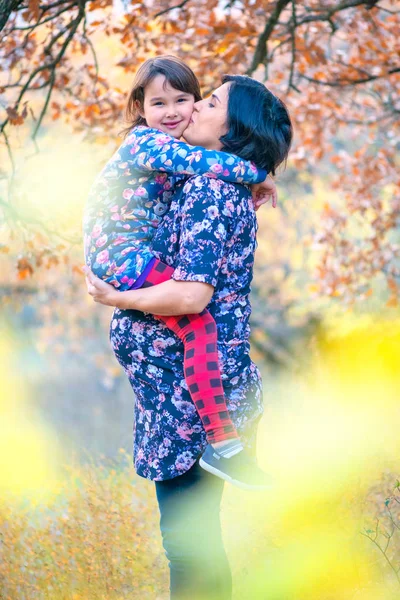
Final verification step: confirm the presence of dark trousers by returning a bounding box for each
[155,460,232,600]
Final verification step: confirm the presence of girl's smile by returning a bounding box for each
[162,120,184,130]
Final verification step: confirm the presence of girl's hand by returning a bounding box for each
[251,175,278,211]
[84,267,119,306]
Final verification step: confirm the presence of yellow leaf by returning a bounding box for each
[386,296,398,308]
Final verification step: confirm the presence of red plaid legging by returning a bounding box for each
[142,258,239,444]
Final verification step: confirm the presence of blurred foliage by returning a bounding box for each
[1,319,400,599]
[1,3,400,597]
[0,136,324,369]
[0,1,399,369]
[0,453,168,600]
[0,325,61,498]
[0,0,399,304]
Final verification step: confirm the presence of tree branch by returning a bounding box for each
[247,0,389,80]
[83,12,99,90]
[0,0,24,33]
[247,0,291,76]
[9,3,75,31]
[0,5,86,137]
[32,68,55,139]
[336,112,398,125]
[295,0,379,27]
[287,0,300,93]
[154,0,191,18]
[361,531,400,585]
[2,130,15,174]
[300,67,400,87]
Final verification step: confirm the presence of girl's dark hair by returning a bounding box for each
[123,55,202,136]
[219,75,293,175]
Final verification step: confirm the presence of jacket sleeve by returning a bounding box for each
[122,126,267,184]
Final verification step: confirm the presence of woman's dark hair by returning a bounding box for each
[219,75,293,175]
[123,56,202,136]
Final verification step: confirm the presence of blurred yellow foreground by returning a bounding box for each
[0,328,61,499]
[227,316,400,599]
[0,317,399,599]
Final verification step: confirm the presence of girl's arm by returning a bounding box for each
[85,174,234,315]
[122,126,267,185]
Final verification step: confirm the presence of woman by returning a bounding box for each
[86,75,292,600]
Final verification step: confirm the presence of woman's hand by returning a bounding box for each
[251,175,277,211]
[84,267,119,307]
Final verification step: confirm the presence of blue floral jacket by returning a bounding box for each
[109,175,264,481]
[83,126,266,290]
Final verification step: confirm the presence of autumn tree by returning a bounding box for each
[0,0,399,357]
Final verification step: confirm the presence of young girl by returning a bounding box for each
[83,56,275,489]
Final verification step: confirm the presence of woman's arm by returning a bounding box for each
[85,175,240,316]
[123,126,267,185]
[85,268,213,316]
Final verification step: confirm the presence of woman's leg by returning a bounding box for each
[155,461,232,600]
[142,258,241,447]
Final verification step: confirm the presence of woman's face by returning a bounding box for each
[183,82,230,150]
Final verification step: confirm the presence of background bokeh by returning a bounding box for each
[1,1,400,598]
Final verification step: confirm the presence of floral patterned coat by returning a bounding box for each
[83,126,266,290]
[109,175,264,481]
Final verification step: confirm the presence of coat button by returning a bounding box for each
[154,202,168,216]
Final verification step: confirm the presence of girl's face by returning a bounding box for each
[182,82,230,150]
[140,74,195,138]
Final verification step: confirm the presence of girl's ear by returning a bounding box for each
[135,100,145,118]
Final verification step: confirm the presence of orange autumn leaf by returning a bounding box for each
[17,258,34,279]
[28,0,40,21]
[6,105,27,126]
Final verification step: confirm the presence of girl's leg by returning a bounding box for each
[155,461,232,600]
[144,259,273,491]
[142,258,241,447]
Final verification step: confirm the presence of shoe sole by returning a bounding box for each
[199,457,273,491]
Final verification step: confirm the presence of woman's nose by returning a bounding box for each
[193,100,202,111]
